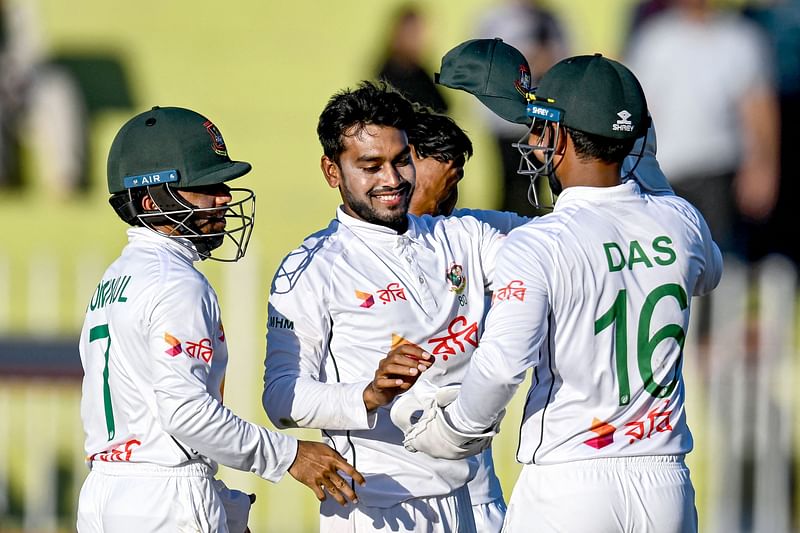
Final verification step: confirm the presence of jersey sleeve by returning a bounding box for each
[693,209,724,296]
[148,277,297,483]
[448,230,551,433]
[263,256,374,431]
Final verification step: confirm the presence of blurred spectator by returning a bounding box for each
[744,0,800,266]
[0,0,87,196]
[626,0,780,258]
[375,4,448,112]
[625,0,670,40]
[474,0,569,216]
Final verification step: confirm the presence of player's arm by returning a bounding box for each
[148,278,297,483]
[448,231,551,433]
[692,208,723,296]
[263,271,375,431]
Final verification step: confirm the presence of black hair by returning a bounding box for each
[407,105,473,163]
[567,127,636,165]
[317,80,415,161]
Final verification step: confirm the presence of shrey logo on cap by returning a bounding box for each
[514,64,531,97]
[613,110,634,132]
[203,120,228,156]
[527,104,562,122]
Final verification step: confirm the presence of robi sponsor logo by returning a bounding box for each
[426,315,479,361]
[584,418,615,449]
[356,283,407,308]
[355,290,375,309]
[185,338,213,363]
[164,332,182,356]
[163,332,213,363]
[90,439,142,462]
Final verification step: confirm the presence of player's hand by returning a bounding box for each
[289,440,365,506]
[408,159,463,216]
[363,344,434,411]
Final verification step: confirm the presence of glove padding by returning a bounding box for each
[391,383,504,460]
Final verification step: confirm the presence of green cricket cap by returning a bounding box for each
[436,38,531,125]
[107,106,251,194]
[531,54,648,140]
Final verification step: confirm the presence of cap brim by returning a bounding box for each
[185,161,252,188]
[474,94,530,125]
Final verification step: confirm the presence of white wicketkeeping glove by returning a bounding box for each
[391,383,504,460]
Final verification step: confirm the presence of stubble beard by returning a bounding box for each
[343,186,411,233]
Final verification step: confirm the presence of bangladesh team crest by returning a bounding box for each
[203,120,228,156]
[446,263,466,294]
[515,64,531,98]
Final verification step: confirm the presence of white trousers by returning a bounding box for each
[503,455,697,533]
[77,461,232,533]
[320,483,477,533]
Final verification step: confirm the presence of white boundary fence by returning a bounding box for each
[0,252,798,532]
[686,254,799,532]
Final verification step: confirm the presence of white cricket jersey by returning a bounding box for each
[264,207,505,507]
[79,228,297,482]
[449,181,723,465]
[451,208,530,234]
[450,207,528,505]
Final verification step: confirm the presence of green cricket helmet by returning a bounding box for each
[107,106,255,262]
[517,54,649,209]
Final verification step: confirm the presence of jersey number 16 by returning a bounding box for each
[594,283,689,406]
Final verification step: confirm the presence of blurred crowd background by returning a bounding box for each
[1,0,799,531]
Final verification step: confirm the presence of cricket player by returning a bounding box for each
[263,81,507,532]
[77,106,363,533]
[406,106,514,533]
[403,55,723,532]
[405,40,678,533]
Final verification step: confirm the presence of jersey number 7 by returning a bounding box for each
[89,324,116,441]
[594,283,689,406]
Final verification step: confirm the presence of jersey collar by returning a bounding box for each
[554,180,641,210]
[335,206,419,242]
[127,227,201,262]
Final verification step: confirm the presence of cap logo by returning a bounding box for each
[514,64,531,97]
[203,120,228,156]
[612,110,634,132]
[123,169,179,189]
